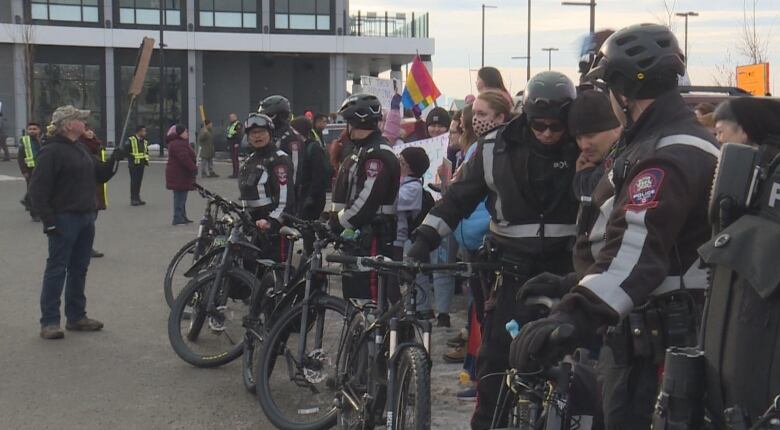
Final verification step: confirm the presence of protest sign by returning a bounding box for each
[360,76,402,113]
[392,133,449,190]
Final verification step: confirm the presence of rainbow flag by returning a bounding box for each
[402,56,441,110]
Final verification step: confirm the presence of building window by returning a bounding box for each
[274,0,330,31]
[118,0,182,26]
[118,65,183,145]
[198,0,257,29]
[30,0,100,23]
[33,63,103,136]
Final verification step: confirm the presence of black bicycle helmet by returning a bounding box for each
[586,23,685,99]
[244,113,274,132]
[338,94,383,130]
[258,95,292,118]
[523,71,577,120]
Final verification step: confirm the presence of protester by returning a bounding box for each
[713,97,780,147]
[198,119,217,178]
[312,113,329,142]
[290,116,328,221]
[80,125,108,258]
[407,105,428,142]
[382,94,404,146]
[0,114,10,161]
[127,125,149,206]
[395,146,431,254]
[18,122,42,221]
[226,113,242,178]
[475,66,513,105]
[165,125,197,226]
[30,105,127,339]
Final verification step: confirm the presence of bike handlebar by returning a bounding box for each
[325,254,497,274]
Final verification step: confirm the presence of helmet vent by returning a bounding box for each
[656,39,671,48]
[626,45,646,56]
[615,35,637,46]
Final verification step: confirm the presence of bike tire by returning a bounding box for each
[256,294,347,430]
[242,270,281,394]
[164,238,200,308]
[167,268,257,368]
[336,311,374,430]
[392,345,431,430]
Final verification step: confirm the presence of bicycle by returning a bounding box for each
[167,199,275,368]
[163,184,233,308]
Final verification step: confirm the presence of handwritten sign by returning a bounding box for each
[392,134,450,188]
[360,76,402,114]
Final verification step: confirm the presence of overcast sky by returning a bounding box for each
[349,0,779,99]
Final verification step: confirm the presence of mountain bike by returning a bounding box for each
[163,184,233,308]
[167,200,275,368]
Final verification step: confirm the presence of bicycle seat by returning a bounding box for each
[279,226,302,241]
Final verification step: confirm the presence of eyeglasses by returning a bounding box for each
[530,120,566,133]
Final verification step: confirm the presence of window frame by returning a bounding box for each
[113,0,186,30]
[27,0,104,27]
[271,0,335,34]
[195,0,261,33]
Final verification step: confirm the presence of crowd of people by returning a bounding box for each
[13,20,780,430]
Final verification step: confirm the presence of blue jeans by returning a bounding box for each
[172,190,189,223]
[432,236,457,314]
[40,213,95,326]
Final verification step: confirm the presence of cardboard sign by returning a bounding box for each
[360,76,402,114]
[392,133,450,188]
[128,37,155,97]
[736,63,770,96]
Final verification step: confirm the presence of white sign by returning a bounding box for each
[392,133,450,187]
[360,76,402,114]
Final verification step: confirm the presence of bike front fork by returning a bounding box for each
[384,317,432,430]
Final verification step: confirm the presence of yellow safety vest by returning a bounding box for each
[129,135,150,165]
[99,148,109,206]
[226,121,239,139]
[22,135,36,168]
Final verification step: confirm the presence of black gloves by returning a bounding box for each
[517,272,577,302]
[43,224,60,236]
[110,144,129,162]
[328,214,344,235]
[509,307,592,372]
[390,94,402,110]
[406,239,430,263]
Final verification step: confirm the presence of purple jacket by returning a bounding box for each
[165,136,197,191]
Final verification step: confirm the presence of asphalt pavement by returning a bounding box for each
[0,160,271,429]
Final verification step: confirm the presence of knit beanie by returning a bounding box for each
[401,147,430,178]
[718,97,780,145]
[567,90,621,136]
[426,107,451,128]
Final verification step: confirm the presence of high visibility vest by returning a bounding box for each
[99,147,109,206]
[226,121,239,139]
[129,135,149,165]
[21,135,36,168]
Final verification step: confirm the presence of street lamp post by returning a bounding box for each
[481,4,497,68]
[675,11,699,64]
[158,0,166,156]
[541,48,559,71]
[562,0,596,65]
[526,0,531,82]
[510,56,529,84]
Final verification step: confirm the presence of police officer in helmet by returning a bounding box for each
[330,94,400,301]
[238,113,294,260]
[509,23,720,429]
[696,97,780,429]
[258,95,305,213]
[407,71,580,429]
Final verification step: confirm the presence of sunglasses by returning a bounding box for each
[530,120,566,133]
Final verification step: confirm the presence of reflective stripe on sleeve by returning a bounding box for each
[656,134,720,158]
[422,214,452,237]
[489,222,577,238]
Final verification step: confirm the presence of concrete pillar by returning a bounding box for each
[261,0,270,32]
[329,54,347,111]
[11,0,22,19]
[186,0,194,27]
[105,48,116,146]
[390,64,403,83]
[103,0,112,27]
[11,0,24,135]
[195,51,204,117]
[187,50,197,137]
[335,0,345,35]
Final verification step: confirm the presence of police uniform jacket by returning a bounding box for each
[561,90,720,324]
[415,114,580,256]
[329,130,400,230]
[274,123,305,204]
[238,145,294,227]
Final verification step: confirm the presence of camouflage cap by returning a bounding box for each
[51,105,90,126]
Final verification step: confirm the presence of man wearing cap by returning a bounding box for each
[29,105,127,340]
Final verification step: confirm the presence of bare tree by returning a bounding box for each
[738,0,770,64]
[654,0,678,31]
[711,49,737,87]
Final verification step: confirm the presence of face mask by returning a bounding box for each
[473,117,499,137]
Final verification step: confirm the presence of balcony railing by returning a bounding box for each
[347,11,429,38]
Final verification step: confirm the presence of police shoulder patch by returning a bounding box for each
[626,168,665,211]
[274,165,289,185]
[365,159,384,178]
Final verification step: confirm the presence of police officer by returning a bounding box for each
[18,122,42,221]
[407,71,581,429]
[226,113,242,178]
[330,94,400,301]
[509,23,720,430]
[238,113,294,262]
[258,95,305,212]
[127,125,150,206]
[694,97,780,429]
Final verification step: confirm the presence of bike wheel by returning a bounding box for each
[167,268,256,368]
[164,237,219,308]
[242,270,280,394]
[256,294,347,430]
[393,345,431,430]
[336,311,374,430]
